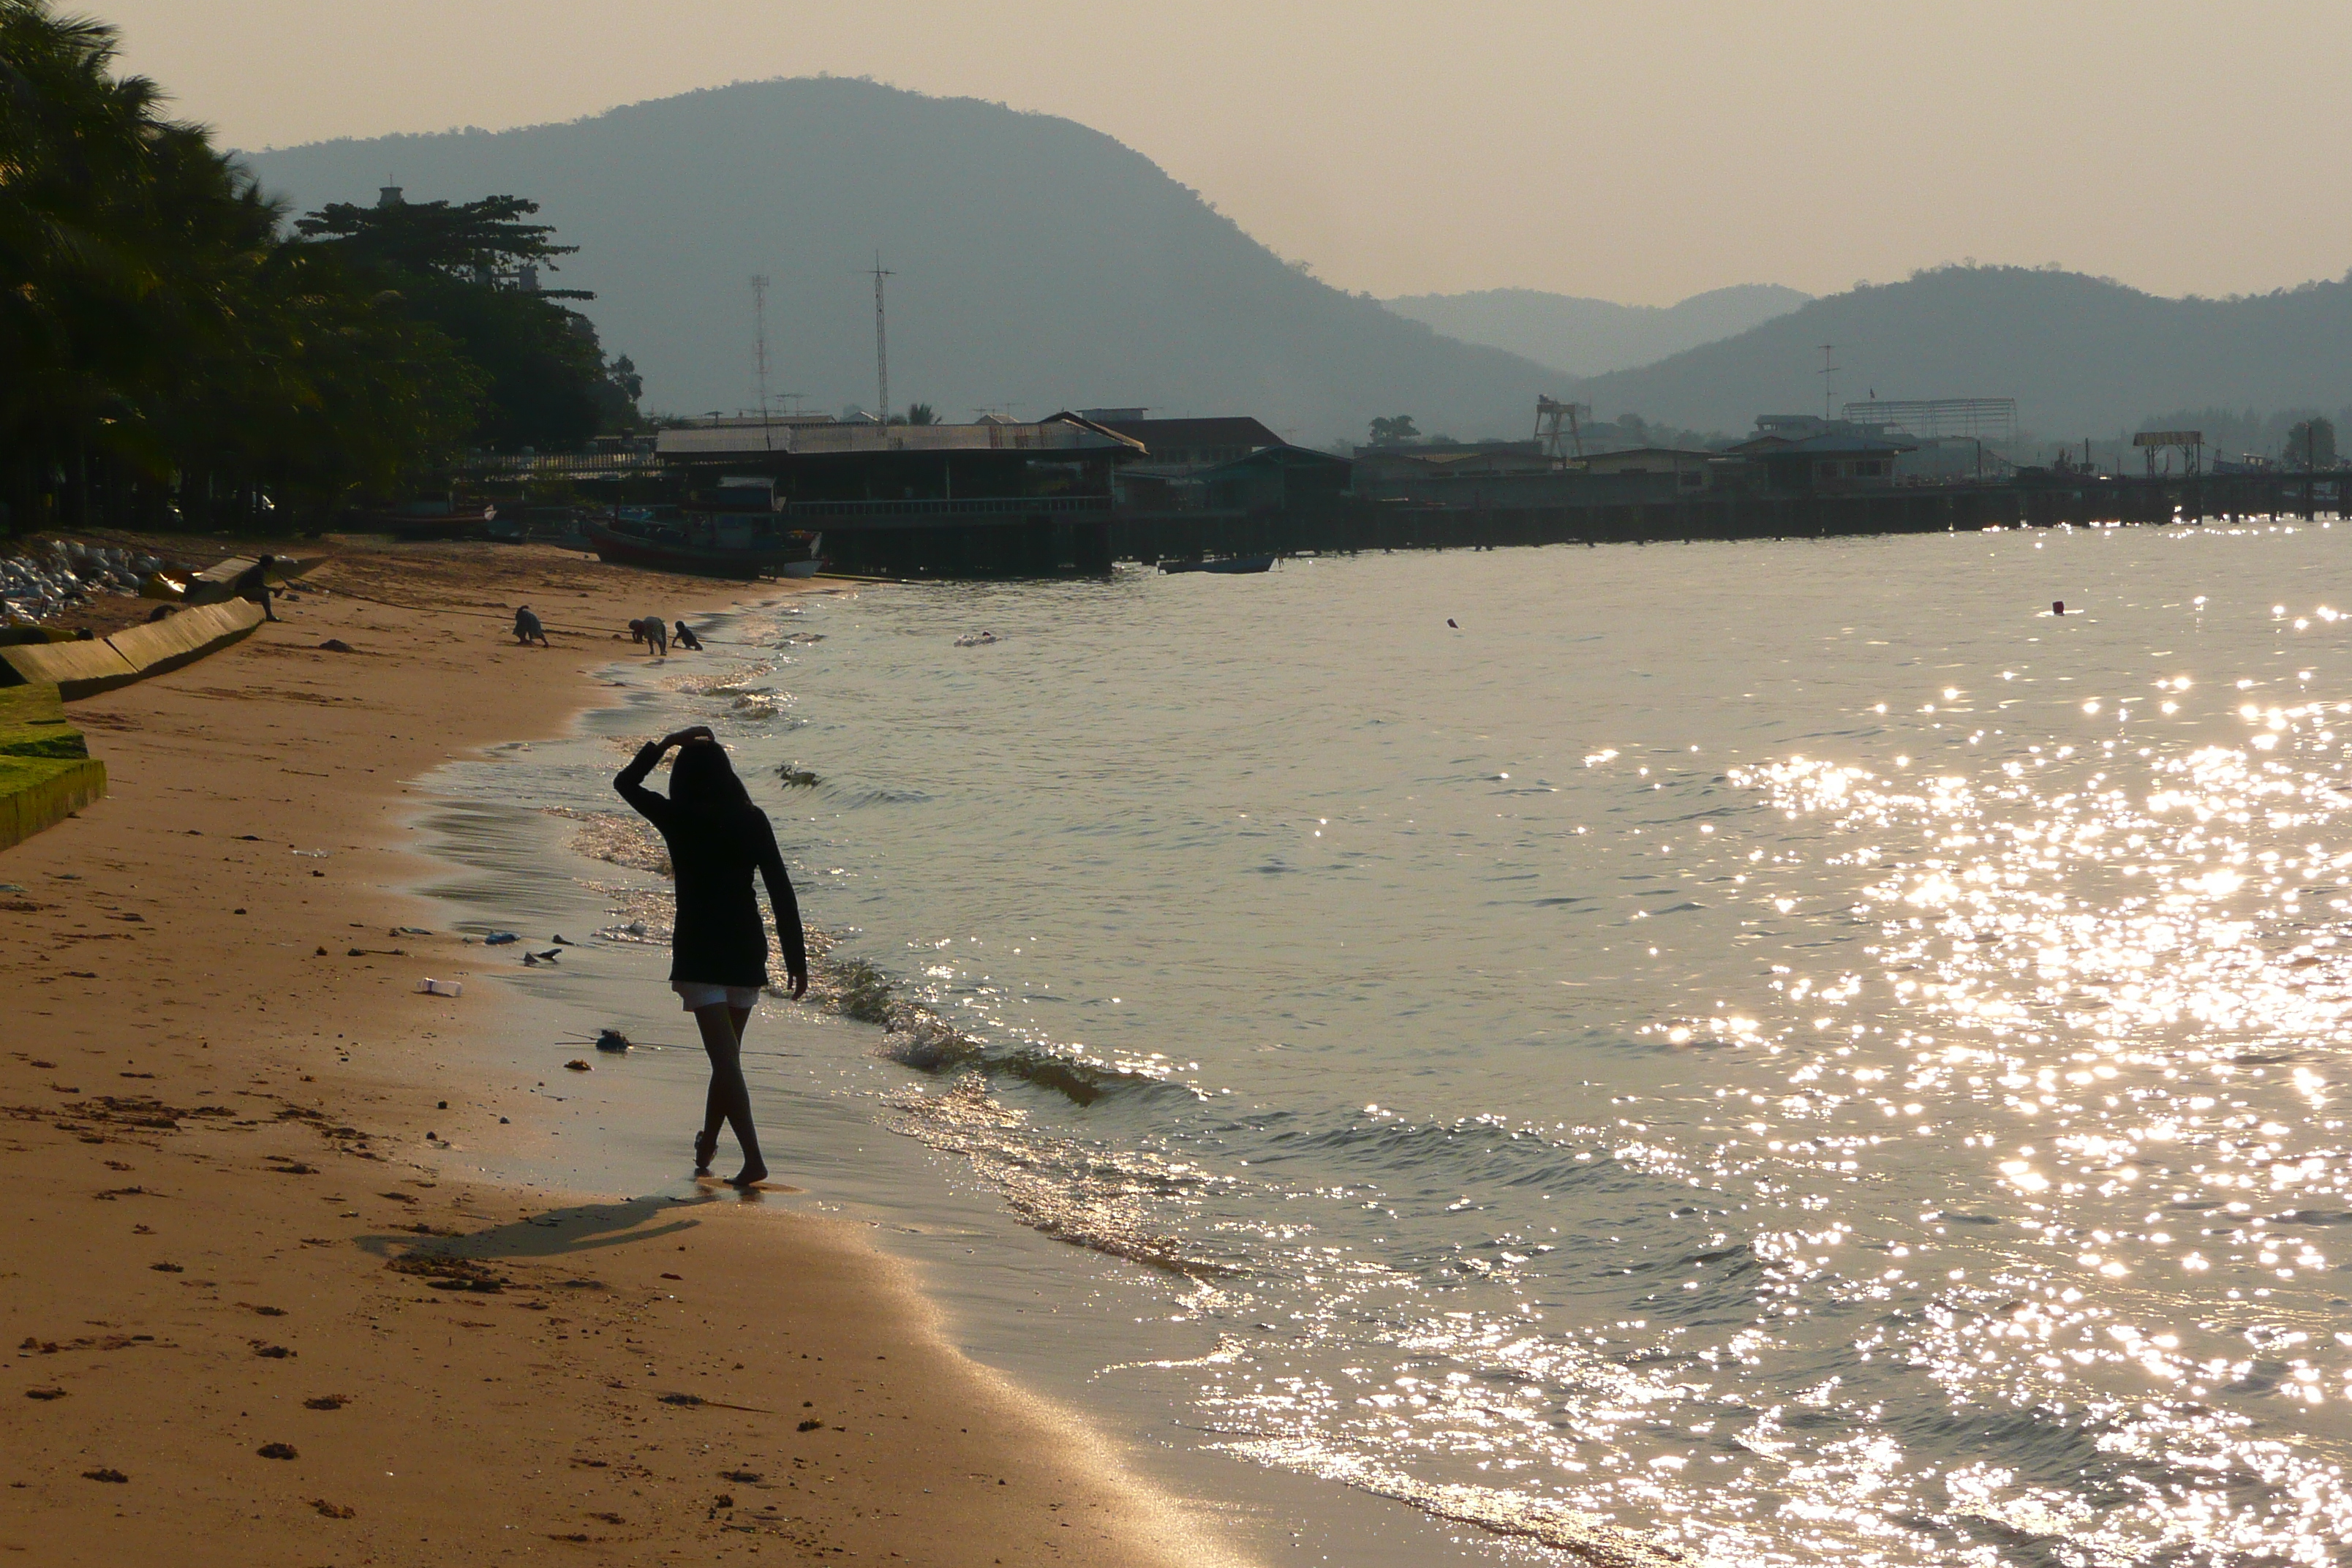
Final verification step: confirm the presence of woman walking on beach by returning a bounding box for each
[615,727,808,1186]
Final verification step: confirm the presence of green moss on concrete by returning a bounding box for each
[0,685,104,850]
[0,753,106,852]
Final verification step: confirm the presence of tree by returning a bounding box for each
[293,192,635,448]
[2285,417,2337,470]
[0,0,481,532]
[904,402,937,426]
[293,195,584,288]
[1368,414,1420,448]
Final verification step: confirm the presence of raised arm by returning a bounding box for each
[611,727,714,826]
[612,741,672,827]
[753,811,808,998]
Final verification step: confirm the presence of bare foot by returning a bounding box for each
[693,1129,718,1175]
[729,1161,768,1190]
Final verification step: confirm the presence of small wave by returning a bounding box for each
[1212,1439,1681,1564]
[810,944,1164,1107]
[828,785,936,808]
[663,662,770,696]
[543,807,670,875]
[885,1076,1242,1279]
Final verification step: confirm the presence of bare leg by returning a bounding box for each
[693,1004,755,1172]
[691,1003,764,1186]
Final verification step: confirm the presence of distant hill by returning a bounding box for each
[1568,265,2352,437]
[1382,284,1809,379]
[241,79,1559,445]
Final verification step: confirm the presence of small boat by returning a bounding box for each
[772,534,824,578]
[584,517,817,581]
[1158,554,1275,575]
[374,508,491,543]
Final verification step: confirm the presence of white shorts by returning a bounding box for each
[672,982,761,1011]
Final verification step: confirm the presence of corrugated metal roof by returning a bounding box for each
[1090,416,1281,453]
[655,422,1133,458]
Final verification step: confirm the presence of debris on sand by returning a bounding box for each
[257,1442,298,1460]
[83,1468,128,1483]
[564,1058,592,1072]
[386,1254,507,1292]
[24,1387,65,1401]
[594,1029,632,1053]
[317,638,355,653]
[304,1395,347,1410]
[311,1499,356,1518]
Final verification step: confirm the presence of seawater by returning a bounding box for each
[424,523,2352,1567]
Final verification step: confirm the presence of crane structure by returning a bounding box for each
[1534,396,1589,461]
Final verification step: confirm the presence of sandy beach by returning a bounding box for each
[0,539,1216,1567]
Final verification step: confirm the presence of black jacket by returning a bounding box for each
[614,744,805,988]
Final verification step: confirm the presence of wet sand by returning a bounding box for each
[0,540,1221,1566]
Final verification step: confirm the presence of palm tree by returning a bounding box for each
[0,0,480,533]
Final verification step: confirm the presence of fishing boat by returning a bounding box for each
[773,535,823,578]
[585,513,821,581]
[371,506,492,543]
[1158,554,1275,575]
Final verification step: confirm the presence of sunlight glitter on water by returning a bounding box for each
[438,523,2352,1564]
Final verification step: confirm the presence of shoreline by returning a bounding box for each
[0,538,1229,1566]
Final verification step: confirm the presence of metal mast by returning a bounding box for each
[1820,344,1838,422]
[869,252,895,425]
[750,274,772,421]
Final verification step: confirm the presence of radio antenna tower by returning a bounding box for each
[1820,344,1839,422]
[750,274,772,417]
[868,252,894,425]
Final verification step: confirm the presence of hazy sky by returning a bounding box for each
[102,1,2352,306]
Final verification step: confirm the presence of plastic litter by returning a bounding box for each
[595,1029,633,1052]
[416,978,463,998]
[483,932,519,946]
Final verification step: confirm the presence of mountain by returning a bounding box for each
[240,78,1560,444]
[1567,265,2352,438]
[1382,284,1809,380]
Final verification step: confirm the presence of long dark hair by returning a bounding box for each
[669,737,752,816]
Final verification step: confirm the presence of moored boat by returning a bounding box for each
[585,516,820,580]
[1158,554,1275,575]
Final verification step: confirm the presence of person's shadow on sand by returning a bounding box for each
[354,1194,714,1267]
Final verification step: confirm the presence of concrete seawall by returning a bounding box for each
[0,598,266,701]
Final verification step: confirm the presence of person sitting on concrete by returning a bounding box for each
[513,606,549,646]
[673,620,704,652]
[232,555,280,622]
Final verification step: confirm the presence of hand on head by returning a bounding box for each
[660,726,716,750]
